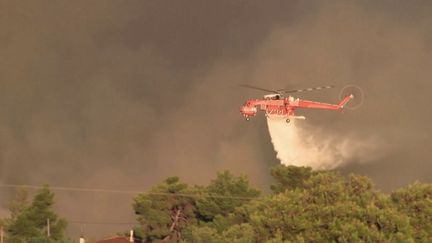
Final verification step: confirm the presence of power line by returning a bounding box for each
[0,184,140,195]
[0,184,264,230]
[69,221,137,225]
[0,184,261,200]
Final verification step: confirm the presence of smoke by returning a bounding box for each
[267,118,383,169]
[1,0,432,238]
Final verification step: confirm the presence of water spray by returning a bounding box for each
[266,113,377,169]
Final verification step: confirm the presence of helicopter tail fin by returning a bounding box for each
[338,94,354,108]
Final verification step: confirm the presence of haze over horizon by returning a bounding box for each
[1,0,432,238]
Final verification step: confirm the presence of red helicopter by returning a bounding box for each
[240,84,357,123]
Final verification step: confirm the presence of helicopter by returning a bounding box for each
[239,84,358,123]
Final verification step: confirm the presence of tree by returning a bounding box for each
[236,169,414,242]
[133,165,432,242]
[195,171,260,223]
[391,182,432,241]
[181,226,222,243]
[133,177,196,241]
[133,172,260,241]
[6,186,68,243]
[8,188,29,219]
[220,223,255,243]
[270,165,315,193]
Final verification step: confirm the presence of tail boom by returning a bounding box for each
[296,94,354,110]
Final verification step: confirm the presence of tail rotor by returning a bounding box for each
[339,84,364,110]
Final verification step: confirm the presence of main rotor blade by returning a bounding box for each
[278,85,335,94]
[239,84,278,93]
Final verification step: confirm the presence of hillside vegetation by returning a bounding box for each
[133,165,432,242]
[1,165,431,242]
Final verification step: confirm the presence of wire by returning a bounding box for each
[0,184,260,200]
[0,184,140,194]
[0,184,264,230]
[68,221,137,225]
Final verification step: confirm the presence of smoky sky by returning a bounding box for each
[1,0,432,239]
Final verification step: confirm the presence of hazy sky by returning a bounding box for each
[1,0,432,239]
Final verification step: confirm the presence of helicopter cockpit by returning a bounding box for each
[263,94,282,100]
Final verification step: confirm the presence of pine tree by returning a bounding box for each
[195,171,260,222]
[5,186,68,243]
[133,177,196,241]
[391,182,432,241]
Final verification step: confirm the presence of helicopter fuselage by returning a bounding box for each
[240,94,353,122]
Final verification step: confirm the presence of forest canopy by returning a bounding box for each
[132,165,432,242]
[1,165,431,242]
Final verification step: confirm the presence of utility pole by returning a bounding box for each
[1,226,4,243]
[129,229,134,242]
[47,218,50,237]
[79,225,85,243]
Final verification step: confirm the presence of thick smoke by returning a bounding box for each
[267,119,382,169]
[1,0,432,239]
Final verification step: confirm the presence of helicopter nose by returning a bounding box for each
[240,106,257,116]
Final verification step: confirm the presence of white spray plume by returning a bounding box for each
[266,118,381,169]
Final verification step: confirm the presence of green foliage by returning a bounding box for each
[132,165,432,242]
[8,188,29,219]
[133,176,196,241]
[134,172,260,241]
[182,224,254,243]
[391,182,432,242]
[196,171,260,222]
[5,186,68,243]
[270,165,315,193]
[181,226,222,243]
[240,171,414,242]
[221,223,255,242]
